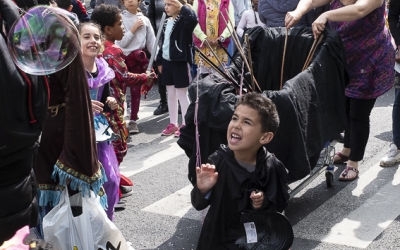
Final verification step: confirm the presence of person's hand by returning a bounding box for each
[130,17,145,34]
[204,37,215,47]
[145,71,156,85]
[311,13,327,39]
[396,46,400,63]
[250,190,264,209]
[106,97,118,110]
[285,10,302,29]
[196,164,218,195]
[158,65,162,74]
[91,100,104,113]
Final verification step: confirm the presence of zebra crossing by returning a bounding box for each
[114,89,400,250]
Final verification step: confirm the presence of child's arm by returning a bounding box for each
[191,164,218,210]
[118,18,145,48]
[192,0,210,45]
[104,49,148,86]
[179,4,198,32]
[218,2,235,41]
[236,10,248,37]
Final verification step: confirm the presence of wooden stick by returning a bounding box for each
[203,39,237,82]
[280,29,288,90]
[194,46,238,86]
[220,11,262,92]
[303,34,324,71]
[245,34,254,91]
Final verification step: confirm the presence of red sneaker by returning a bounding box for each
[174,124,185,138]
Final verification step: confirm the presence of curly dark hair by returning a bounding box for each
[90,4,121,33]
[235,93,280,134]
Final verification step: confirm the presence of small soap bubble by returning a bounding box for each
[8,6,80,75]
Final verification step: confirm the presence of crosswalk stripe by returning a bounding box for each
[120,137,185,177]
[141,185,193,217]
[293,163,400,248]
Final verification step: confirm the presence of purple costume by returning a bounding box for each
[88,57,120,221]
[329,0,395,99]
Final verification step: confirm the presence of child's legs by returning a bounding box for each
[129,85,141,121]
[97,142,120,221]
[124,87,131,121]
[166,85,178,125]
[176,87,189,125]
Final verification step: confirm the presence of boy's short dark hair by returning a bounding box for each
[235,93,280,134]
[90,4,121,32]
[55,0,72,10]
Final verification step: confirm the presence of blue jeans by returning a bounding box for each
[393,88,400,148]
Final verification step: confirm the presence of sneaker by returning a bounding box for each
[380,143,400,167]
[128,121,139,134]
[174,124,185,138]
[120,186,133,198]
[161,123,178,136]
[154,103,168,115]
[115,199,127,209]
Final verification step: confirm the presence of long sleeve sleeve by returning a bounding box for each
[193,0,207,42]
[220,1,234,39]
[236,10,249,37]
[191,184,212,211]
[118,30,136,48]
[104,47,147,86]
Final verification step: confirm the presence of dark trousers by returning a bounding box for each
[393,88,400,148]
[158,72,167,105]
[343,97,376,161]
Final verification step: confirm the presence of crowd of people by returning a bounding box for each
[0,0,399,248]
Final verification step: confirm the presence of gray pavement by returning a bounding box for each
[114,84,399,250]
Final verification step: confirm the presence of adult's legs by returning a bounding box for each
[393,88,400,148]
[338,97,376,180]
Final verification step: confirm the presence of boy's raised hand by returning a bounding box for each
[250,190,264,209]
[196,164,218,196]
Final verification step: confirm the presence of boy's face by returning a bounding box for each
[164,0,180,17]
[227,104,272,156]
[106,13,125,41]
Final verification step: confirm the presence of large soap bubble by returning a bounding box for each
[8,6,80,75]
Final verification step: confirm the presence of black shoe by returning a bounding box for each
[120,186,133,198]
[115,199,127,209]
[154,103,168,115]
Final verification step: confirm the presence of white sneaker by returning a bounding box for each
[380,143,400,167]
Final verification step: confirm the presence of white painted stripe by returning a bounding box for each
[141,185,193,217]
[120,141,185,177]
[294,163,400,248]
[322,166,400,248]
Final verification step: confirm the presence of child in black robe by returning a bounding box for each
[191,92,290,249]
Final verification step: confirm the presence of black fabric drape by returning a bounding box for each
[178,26,348,183]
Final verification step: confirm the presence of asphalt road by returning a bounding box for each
[113,83,400,250]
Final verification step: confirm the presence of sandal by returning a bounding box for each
[334,152,349,164]
[338,166,359,181]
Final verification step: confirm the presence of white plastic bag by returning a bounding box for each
[43,189,133,250]
[43,189,95,250]
[85,191,132,250]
